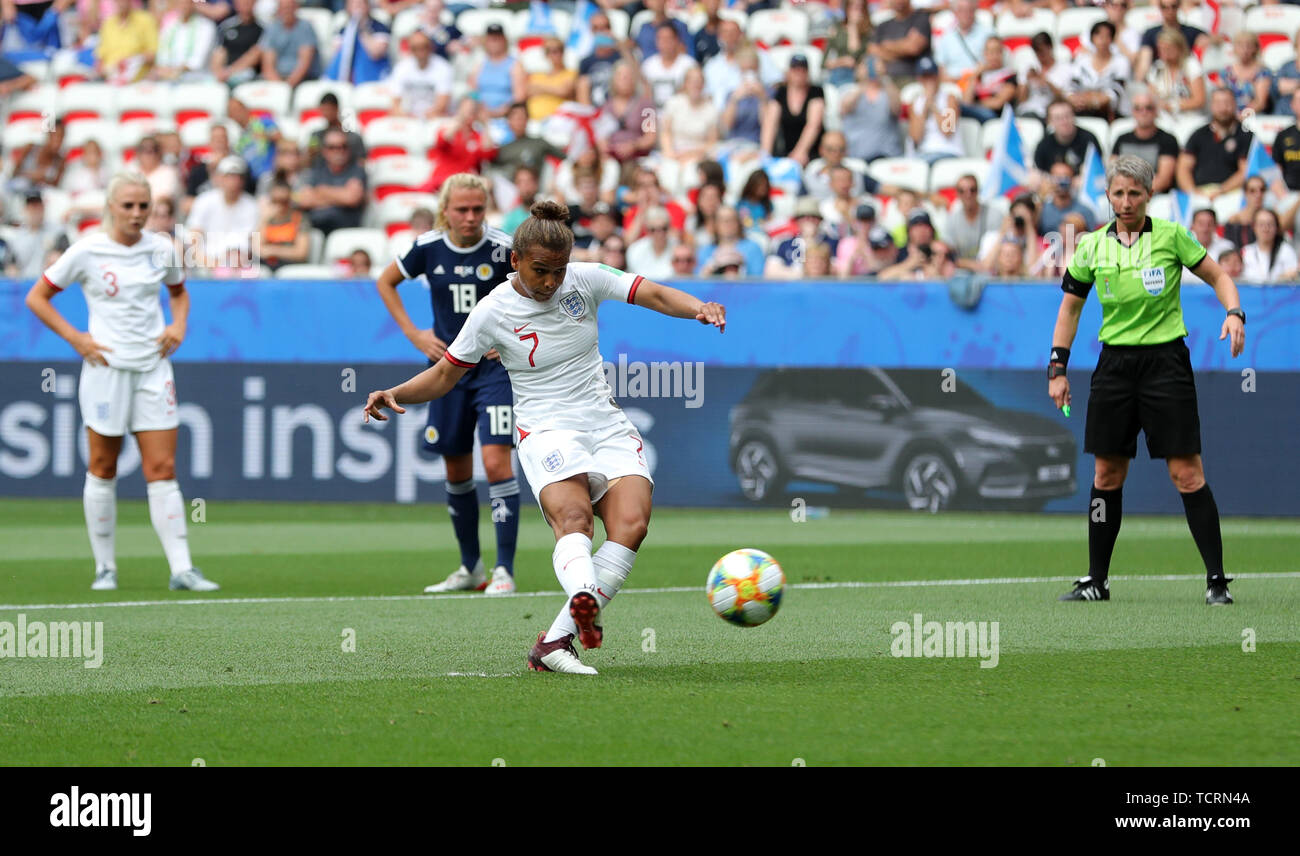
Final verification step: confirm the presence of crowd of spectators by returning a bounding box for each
[1,0,1300,282]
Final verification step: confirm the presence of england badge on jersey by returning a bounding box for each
[543,450,564,472]
[560,292,586,319]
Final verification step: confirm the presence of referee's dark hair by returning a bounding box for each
[514,200,574,259]
[1105,154,1154,194]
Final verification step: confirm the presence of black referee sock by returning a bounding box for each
[1180,484,1225,582]
[1088,486,1123,583]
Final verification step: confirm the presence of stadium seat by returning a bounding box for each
[519,44,552,74]
[171,82,230,126]
[232,80,292,120]
[64,120,116,159]
[293,80,354,123]
[374,192,439,235]
[515,8,571,43]
[1055,6,1107,57]
[275,263,340,279]
[606,9,630,40]
[1244,114,1290,148]
[351,82,396,127]
[56,83,117,124]
[323,227,390,265]
[114,82,176,125]
[1262,41,1297,73]
[870,8,895,27]
[363,116,431,160]
[4,84,53,124]
[308,228,325,264]
[1124,6,1163,35]
[3,120,45,170]
[370,156,434,200]
[1244,6,1300,53]
[978,116,1043,161]
[867,157,930,193]
[929,8,995,40]
[994,10,1055,53]
[747,9,811,48]
[928,157,991,196]
[1107,117,1137,151]
[18,60,48,82]
[1076,116,1112,158]
[821,83,842,132]
[1172,113,1205,147]
[1212,190,1244,224]
[296,116,328,149]
[958,117,981,159]
[388,230,415,260]
[457,8,519,39]
[298,7,336,63]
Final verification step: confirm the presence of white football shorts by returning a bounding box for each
[78,359,179,437]
[518,414,654,512]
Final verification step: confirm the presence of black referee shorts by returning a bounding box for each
[1085,338,1202,460]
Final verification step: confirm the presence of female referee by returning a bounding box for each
[1049,154,1246,605]
[24,172,217,592]
[364,201,726,675]
[375,174,520,596]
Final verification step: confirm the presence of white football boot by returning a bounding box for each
[526,633,598,675]
[423,559,487,593]
[483,566,516,596]
[169,568,220,591]
[91,568,118,591]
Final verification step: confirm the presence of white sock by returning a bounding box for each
[543,532,596,643]
[147,480,193,576]
[83,473,117,573]
[593,540,636,610]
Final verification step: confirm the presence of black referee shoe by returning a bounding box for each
[1205,576,1234,606]
[1058,576,1109,601]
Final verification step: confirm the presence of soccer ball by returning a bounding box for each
[706,549,785,627]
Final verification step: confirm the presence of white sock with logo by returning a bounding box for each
[147,480,193,576]
[593,540,636,610]
[83,473,117,573]
[543,532,596,643]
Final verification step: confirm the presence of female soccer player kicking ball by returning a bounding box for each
[24,172,217,592]
[364,201,726,674]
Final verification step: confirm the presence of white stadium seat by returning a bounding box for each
[516,8,571,41]
[1107,117,1137,151]
[1244,6,1300,54]
[275,264,341,279]
[978,116,1043,161]
[4,84,54,124]
[171,81,230,126]
[1262,41,1297,74]
[323,227,391,265]
[456,8,519,39]
[57,83,117,124]
[1212,190,1244,225]
[297,7,336,63]
[374,193,439,235]
[1124,6,1163,35]
[867,157,930,193]
[232,80,292,119]
[1172,114,1205,147]
[994,10,1055,51]
[1243,114,1291,149]
[352,81,397,127]
[114,82,176,124]
[369,156,434,200]
[1055,7,1107,56]
[746,9,810,47]
[1076,116,1112,158]
[292,80,354,123]
[766,45,823,83]
[363,116,433,160]
[928,157,990,194]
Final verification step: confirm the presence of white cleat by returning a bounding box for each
[91,568,117,591]
[483,566,516,596]
[170,568,220,592]
[423,559,486,593]
[527,633,598,675]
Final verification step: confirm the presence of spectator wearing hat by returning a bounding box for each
[389,29,454,119]
[768,196,840,279]
[626,206,679,280]
[259,0,320,87]
[868,0,931,85]
[470,23,525,122]
[307,92,366,168]
[258,179,311,272]
[908,56,964,165]
[295,128,367,235]
[836,204,891,277]
[895,208,937,263]
[761,53,824,166]
[705,245,746,279]
[188,155,260,273]
[326,0,391,84]
[212,0,263,86]
[840,55,903,163]
[8,192,62,281]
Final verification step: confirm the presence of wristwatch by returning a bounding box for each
[1227,308,1246,325]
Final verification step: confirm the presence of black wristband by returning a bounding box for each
[1227,308,1246,325]
[1049,346,1070,368]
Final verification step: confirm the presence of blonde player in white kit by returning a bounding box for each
[24,172,218,593]
[364,201,726,675]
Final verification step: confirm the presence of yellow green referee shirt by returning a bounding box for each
[1062,216,1208,346]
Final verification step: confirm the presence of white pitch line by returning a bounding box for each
[1,572,1298,613]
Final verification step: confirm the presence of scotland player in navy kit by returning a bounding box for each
[375,174,521,596]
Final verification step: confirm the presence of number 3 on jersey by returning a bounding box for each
[449,283,477,314]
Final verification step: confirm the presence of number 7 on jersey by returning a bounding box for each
[519,332,539,367]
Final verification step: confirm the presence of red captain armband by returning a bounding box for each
[444,353,477,368]
[627,275,644,304]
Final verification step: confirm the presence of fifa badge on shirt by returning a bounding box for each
[1141,267,1165,296]
[560,292,586,319]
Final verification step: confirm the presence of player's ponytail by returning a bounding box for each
[434,173,492,233]
[513,200,574,260]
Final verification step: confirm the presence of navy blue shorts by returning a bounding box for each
[423,361,514,456]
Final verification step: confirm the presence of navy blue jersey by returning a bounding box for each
[396,227,514,344]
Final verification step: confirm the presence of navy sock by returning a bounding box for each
[1088,486,1122,583]
[1180,484,1225,582]
[445,480,480,569]
[489,477,520,576]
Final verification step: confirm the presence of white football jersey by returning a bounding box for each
[43,232,184,372]
[446,262,643,436]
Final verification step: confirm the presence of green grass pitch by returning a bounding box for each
[1,499,1297,766]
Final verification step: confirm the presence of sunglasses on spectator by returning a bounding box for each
[324,143,348,150]
[673,255,695,264]
[647,225,669,233]
[957,186,977,194]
